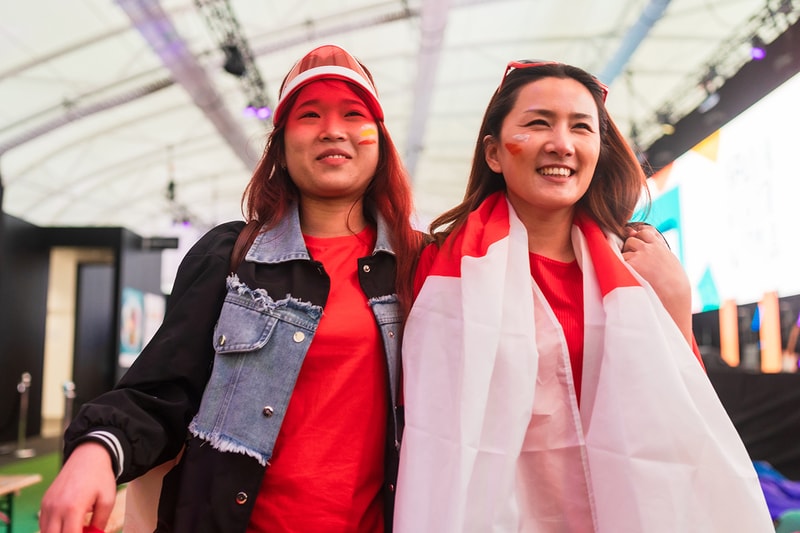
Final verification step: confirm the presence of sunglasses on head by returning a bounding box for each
[502,60,609,103]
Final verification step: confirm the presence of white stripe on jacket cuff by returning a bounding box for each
[86,430,124,479]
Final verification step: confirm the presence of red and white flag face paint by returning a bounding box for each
[395,192,772,533]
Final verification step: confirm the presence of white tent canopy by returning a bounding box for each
[1,0,794,238]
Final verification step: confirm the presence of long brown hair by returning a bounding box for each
[430,62,649,243]
[241,65,423,314]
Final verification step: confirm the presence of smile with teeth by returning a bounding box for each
[538,166,573,177]
[319,154,349,160]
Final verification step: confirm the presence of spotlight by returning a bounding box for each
[656,112,675,135]
[698,92,720,114]
[243,105,257,118]
[243,102,271,120]
[222,44,246,77]
[256,106,271,120]
[750,36,766,61]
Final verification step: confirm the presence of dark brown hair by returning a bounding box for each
[429,62,649,243]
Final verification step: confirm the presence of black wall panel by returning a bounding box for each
[0,214,49,443]
[73,263,116,413]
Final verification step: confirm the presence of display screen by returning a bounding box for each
[638,72,800,313]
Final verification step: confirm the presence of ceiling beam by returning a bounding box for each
[117,0,259,170]
[598,0,672,85]
[0,78,173,156]
[405,0,452,180]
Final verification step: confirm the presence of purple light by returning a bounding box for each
[750,46,766,60]
[750,37,767,60]
[256,106,272,119]
[243,105,257,118]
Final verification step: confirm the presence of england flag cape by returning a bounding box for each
[394,192,772,533]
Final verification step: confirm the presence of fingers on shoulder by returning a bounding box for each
[622,235,644,253]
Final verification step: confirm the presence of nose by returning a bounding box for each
[545,126,574,157]
[319,115,346,141]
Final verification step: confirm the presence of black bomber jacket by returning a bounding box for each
[65,219,404,532]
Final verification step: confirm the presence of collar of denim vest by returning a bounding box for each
[246,201,396,264]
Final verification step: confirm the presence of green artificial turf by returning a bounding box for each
[0,452,60,533]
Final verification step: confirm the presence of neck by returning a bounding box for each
[511,201,576,262]
[299,197,367,237]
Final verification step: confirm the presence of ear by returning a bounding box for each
[483,134,503,173]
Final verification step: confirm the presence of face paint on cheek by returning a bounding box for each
[504,134,529,156]
[358,124,378,145]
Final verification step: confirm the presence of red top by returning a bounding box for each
[529,253,584,403]
[247,226,387,533]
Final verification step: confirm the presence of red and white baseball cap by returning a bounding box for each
[273,44,383,124]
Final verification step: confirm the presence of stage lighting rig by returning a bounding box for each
[195,0,272,121]
[633,0,800,151]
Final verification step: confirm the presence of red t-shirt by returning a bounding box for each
[247,226,387,533]
[529,253,584,402]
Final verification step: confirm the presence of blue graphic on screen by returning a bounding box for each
[634,185,720,311]
[634,187,684,263]
[697,266,721,311]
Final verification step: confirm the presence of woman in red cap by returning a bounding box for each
[40,44,422,533]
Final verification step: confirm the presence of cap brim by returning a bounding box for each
[273,45,384,124]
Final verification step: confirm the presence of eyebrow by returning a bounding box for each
[294,97,368,108]
[521,108,596,121]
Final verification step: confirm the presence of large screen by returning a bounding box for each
[639,72,800,314]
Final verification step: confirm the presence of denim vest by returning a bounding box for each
[189,204,403,466]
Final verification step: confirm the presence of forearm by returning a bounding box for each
[660,286,694,347]
[622,225,693,347]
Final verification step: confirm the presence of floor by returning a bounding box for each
[0,436,61,469]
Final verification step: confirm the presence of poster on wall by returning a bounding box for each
[119,288,166,368]
[143,292,166,347]
[119,287,144,368]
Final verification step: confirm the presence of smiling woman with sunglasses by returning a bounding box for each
[394,61,773,532]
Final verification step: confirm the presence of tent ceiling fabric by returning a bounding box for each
[0,0,785,237]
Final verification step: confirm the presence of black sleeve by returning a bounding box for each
[64,221,245,482]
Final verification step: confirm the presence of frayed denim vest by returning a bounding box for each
[189,205,403,465]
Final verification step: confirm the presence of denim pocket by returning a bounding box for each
[190,278,322,465]
[212,295,278,354]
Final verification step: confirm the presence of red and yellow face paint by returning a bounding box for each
[359,124,378,145]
